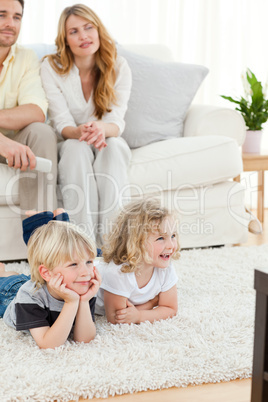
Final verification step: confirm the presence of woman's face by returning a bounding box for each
[65,14,100,60]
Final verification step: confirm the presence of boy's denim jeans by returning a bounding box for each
[0,274,30,317]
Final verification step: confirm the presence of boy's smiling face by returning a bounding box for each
[50,254,94,296]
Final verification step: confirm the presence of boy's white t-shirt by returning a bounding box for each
[95,260,178,315]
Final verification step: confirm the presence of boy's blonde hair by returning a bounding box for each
[102,198,180,273]
[27,221,96,288]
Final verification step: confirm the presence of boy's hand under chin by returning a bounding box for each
[80,266,102,302]
[48,273,80,303]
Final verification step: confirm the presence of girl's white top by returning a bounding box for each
[40,55,132,139]
[95,260,178,315]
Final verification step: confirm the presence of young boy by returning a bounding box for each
[1,210,101,349]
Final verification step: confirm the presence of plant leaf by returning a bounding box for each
[220,95,242,106]
[220,69,268,130]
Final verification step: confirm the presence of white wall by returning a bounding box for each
[20,0,268,106]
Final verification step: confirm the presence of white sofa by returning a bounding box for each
[0,44,248,261]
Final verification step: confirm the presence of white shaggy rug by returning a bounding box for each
[1,244,268,401]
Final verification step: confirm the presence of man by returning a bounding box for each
[0,0,57,216]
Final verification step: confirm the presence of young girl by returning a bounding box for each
[95,198,180,324]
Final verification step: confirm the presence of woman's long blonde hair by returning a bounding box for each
[46,4,117,119]
[102,198,181,274]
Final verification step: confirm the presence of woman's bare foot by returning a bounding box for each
[0,262,18,277]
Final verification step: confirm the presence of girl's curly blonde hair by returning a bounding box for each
[45,4,117,119]
[102,198,181,273]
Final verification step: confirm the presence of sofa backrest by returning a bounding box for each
[24,43,56,59]
[24,43,174,62]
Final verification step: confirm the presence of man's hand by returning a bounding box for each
[115,299,141,324]
[0,132,36,171]
[79,121,107,151]
[80,266,102,302]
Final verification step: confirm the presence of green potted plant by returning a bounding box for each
[221,69,268,153]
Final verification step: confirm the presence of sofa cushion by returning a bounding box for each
[128,135,242,195]
[117,46,209,149]
[159,181,248,248]
[0,206,27,260]
[0,164,19,206]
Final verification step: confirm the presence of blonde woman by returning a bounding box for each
[40,4,132,245]
[95,198,180,324]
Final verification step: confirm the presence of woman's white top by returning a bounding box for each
[40,55,132,138]
[95,260,178,315]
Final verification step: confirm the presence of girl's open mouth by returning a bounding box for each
[160,254,171,260]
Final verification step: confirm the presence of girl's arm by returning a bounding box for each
[135,295,159,311]
[103,291,128,324]
[114,285,178,324]
[138,285,178,323]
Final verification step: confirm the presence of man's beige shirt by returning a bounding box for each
[0,44,48,135]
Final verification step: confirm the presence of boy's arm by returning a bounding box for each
[29,273,81,349]
[73,301,96,342]
[73,266,101,342]
[114,285,178,324]
[29,300,79,349]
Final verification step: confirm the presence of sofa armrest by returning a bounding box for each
[183,104,246,146]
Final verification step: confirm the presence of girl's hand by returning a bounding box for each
[79,121,107,151]
[80,266,102,302]
[49,273,79,303]
[115,299,141,324]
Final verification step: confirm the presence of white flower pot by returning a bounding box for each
[242,130,263,153]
